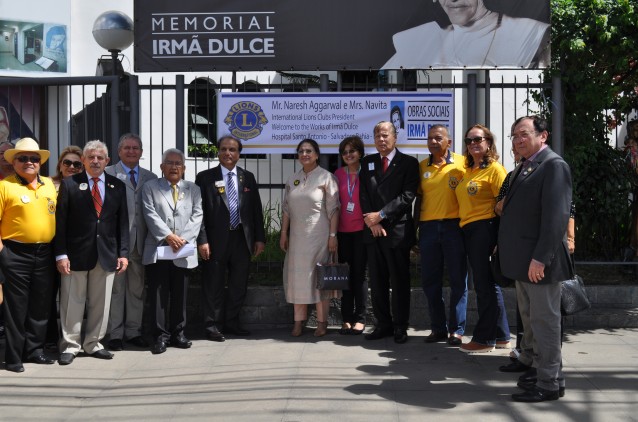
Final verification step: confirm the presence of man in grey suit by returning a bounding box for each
[499,116,572,402]
[106,133,157,351]
[141,148,202,354]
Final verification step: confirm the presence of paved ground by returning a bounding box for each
[1,327,637,421]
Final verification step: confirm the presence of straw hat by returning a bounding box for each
[4,137,50,164]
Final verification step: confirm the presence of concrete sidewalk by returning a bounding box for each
[1,327,637,421]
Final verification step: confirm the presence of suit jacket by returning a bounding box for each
[195,165,265,260]
[498,147,572,284]
[105,162,157,255]
[55,171,129,272]
[141,178,203,269]
[359,149,420,248]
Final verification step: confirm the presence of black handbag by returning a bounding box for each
[315,253,350,290]
[561,274,591,316]
[490,247,514,288]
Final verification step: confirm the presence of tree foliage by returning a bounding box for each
[535,0,638,259]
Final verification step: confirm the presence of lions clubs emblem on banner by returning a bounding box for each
[224,101,269,141]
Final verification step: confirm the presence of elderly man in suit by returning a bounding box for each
[196,135,265,341]
[359,121,420,344]
[55,140,129,365]
[499,116,572,402]
[105,133,157,351]
[142,148,202,354]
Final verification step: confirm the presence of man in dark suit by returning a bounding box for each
[105,133,157,351]
[196,135,265,341]
[499,116,572,402]
[359,121,420,344]
[55,140,129,365]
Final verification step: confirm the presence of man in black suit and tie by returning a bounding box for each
[499,116,572,402]
[55,140,129,365]
[196,135,265,341]
[360,121,420,344]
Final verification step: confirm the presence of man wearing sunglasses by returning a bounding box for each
[0,137,57,372]
[105,134,157,351]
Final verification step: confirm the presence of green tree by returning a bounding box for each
[536,0,638,259]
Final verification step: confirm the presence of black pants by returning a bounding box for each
[201,228,251,333]
[338,230,368,325]
[1,241,54,365]
[146,260,189,343]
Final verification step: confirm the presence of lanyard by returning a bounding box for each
[345,166,359,201]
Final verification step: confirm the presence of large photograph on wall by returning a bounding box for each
[134,0,550,72]
[0,20,68,74]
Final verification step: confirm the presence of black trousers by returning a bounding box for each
[201,228,251,333]
[1,241,54,365]
[366,241,411,330]
[146,261,189,343]
[338,230,368,325]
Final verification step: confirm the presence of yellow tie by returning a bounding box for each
[171,184,178,205]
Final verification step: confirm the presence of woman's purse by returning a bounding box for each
[315,253,350,290]
[561,274,591,316]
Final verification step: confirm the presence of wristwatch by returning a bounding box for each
[379,210,386,219]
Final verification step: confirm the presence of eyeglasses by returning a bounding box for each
[297,149,315,155]
[62,159,82,169]
[341,149,357,156]
[464,136,485,145]
[15,155,41,163]
[163,160,183,168]
[509,131,538,142]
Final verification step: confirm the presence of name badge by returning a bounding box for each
[215,180,225,188]
[79,183,88,191]
[368,162,375,171]
[21,195,30,204]
[346,202,355,213]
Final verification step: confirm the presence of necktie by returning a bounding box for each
[382,156,389,173]
[129,169,137,188]
[227,171,240,229]
[171,184,178,206]
[91,177,102,217]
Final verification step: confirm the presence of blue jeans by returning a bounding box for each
[419,220,468,335]
[462,218,510,346]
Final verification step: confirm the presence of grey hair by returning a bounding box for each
[83,140,109,158]
[162,148,185,163]
[118,133,142,150]
[374,121,398,137]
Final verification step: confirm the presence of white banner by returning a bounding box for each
[217,92,454,154]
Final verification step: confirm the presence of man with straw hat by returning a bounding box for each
[0,137,57,372]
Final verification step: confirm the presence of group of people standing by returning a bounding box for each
[279,116,572,403]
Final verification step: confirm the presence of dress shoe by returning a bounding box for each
[291,321,305,337]
[424,331,448,343]
[6,363,25,373]
[394,328,408,344]
[350,323,365,335]
[91,349,114,360]
[170,335,192,349]
[517,380,566,398]
[459,341,495,353]
[314,321,328,337]
[58,353,75,365]
[447,333,463,346]
[26,354,55,365]
[339,323,352,335]
[126,336,149,348]
[108,339,124,351]
[225,326,251,336]
[151,341,167,355]
[518,367,538,383]
[499,360,532,373]
[205,330,226,342]
[512,385,560,402]
[364,327,393,340]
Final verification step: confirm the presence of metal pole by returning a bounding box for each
[109,76,120,157]
[467,72,477,129]
[129,75,139,135]
[175,75,185,152]
[319,74,330,169]
[552,74,563,156]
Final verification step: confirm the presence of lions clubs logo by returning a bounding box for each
[466,181,479,196]
[224,101,268,141]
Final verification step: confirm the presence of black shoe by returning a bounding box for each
[518,367,538,383]
[364,327,393,340]
[108,339,124,351]
[500,360,532,373]
[91,349,114,360]
[394,328,408,344]
[205,329,226,342]
[424,331,448,343]
[447,334,463,346]
[127,336,149,348]
[517,380,566,398]
[170,335,192,349]
[6,363,24,373]
[151,341,167,355]
[26,354,55,365]
[224,326,251,336]
[58,353,75,365]
[512,385,560,402]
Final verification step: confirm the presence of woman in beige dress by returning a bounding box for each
[280,139,340,337]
